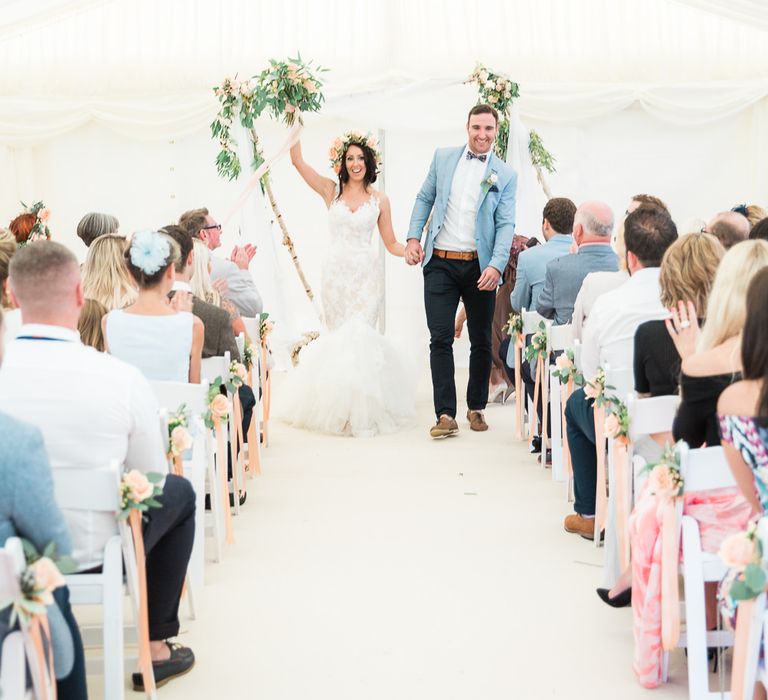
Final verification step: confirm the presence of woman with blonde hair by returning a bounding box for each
[668,239,768,446]
[77,299,108,352]
[81,234,138,311]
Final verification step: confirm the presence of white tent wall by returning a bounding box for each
[2,94,765,367]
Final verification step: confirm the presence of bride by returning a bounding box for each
[277,131,415,437]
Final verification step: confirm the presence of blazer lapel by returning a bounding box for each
[440,146,465,199]
[476,152,498,211]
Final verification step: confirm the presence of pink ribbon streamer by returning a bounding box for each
[594,404,608,534]
[614,439,630,570]
[731,597,757,700]
[221,120,304,225]
[514,336,523,440]
[660,496,681,650]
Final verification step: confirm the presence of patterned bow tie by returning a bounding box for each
[466,151,487,163]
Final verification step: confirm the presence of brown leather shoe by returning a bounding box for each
[430,414,459,439]
[466,410,488,432]
[564,513,598,540]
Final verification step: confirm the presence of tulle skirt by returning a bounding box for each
[276,318,416,437]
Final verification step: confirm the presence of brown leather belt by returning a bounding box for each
[433,248,478,261]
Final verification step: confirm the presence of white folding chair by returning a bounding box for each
[547,324,575,482]
[628,394,681,493]
[53,462,147,700]
[151,380,223,567]
[671,444,737,698]
[520,309,546,438]
[0,537,44,700]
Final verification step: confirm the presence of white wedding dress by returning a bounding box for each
[278,193,415,437]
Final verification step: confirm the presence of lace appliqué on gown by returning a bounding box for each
[277,194,415,437]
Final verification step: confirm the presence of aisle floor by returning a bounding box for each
[117,370,692,699]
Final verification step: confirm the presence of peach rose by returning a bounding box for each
[124,469,153,502]
[555,354,572,372]
[488,95,498,104]
[367,136,377,149]
[233,362,248,380]
[719,532,757,571]
[285,104,296,113]
[210,394,230,418]
[648,464,675,495]
[328,147,338,159]
[303,79,316,93]
[478,70,488,82]
[584,383,598,400]
[38,208,51,222]
[287,62,299,73]
[171,426,193,453]
[604,413,620,438]
[30,557,65,605]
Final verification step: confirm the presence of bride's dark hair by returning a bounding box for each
[338,143,378,197]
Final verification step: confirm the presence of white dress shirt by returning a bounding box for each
[434,147,488,252]
[571,270,629,341]
[580,267,666,382]
[210,255,263,318]
[0,324,167,569]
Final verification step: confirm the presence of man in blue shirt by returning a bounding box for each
[510,198,577,314]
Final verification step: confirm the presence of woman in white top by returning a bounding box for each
[104,230,203,383]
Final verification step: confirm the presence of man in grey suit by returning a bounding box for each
[536,201,619,325]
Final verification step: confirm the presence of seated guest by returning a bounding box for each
[705,210,750,250]
[634,232,724,398]
[190,238,248,341]
[0,242,196,689]
[732,203,767,230]
[76,211,119,248]
[78,298,108,352]
[104,230,204,383]
[0,228,21,342]
[667,240,768,447]
[564,206,677,539]
[0,307,87,700]
[572,194,669,339]
[179,207,263,317]
[748,216,768,241]
[161,225,240,361]
[719,266,768,514]
[536,200,618,325]
[81,233,138,311]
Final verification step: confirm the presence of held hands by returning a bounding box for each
[405,239,425,266]
[477,266,501,291]
[664,300,700,360]
[230,244,257,270]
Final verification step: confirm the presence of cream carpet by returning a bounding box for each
[99,370,694,699]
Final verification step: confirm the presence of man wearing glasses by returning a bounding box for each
[178,207,263,317]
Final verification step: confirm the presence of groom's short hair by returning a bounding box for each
[467,104,498,125]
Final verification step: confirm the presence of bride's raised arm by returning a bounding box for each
[377,193,406,258]
[290,140,337,208]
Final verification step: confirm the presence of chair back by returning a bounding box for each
[201,352,231,386]
[522,308,545,335]
[572,339,582,372]
[627,394,680,441]
[235,333,245,360]
[604,363,634,404]
[151,379,210,417]
[680,444,737,492]
[52,463,122,512]
[548,324,574,353]
[242,317,260,345]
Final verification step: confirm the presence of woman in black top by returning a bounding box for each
[633,232,724,399]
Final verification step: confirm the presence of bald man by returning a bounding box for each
[707,211,750,249]
[537,200,619,325]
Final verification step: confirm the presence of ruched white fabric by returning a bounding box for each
[277,194,415,437]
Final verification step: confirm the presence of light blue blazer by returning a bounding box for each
[407,146,517,274]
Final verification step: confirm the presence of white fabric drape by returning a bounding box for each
[671,0,768,31]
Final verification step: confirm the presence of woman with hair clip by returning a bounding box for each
[103,230,203,383]
[280,132,413,436]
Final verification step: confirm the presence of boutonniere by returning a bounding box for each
[482,171,499,195]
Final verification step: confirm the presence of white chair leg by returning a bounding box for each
[102,538,125,700]
[550,372,564,482]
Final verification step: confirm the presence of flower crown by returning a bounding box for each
[129,230,171,275]
[19,200,51,245]
[328,131,382,176]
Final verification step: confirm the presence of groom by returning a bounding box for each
[406,104,517,438]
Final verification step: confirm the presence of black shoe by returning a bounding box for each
[530,436,542,454]
[537,449,552,467]
[132,642,195,690]
[204,492,246,510]
[596,587,632,608]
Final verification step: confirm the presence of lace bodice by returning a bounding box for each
[322,194,383,330]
